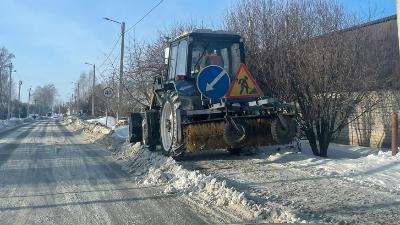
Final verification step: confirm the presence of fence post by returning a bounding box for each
[391,112,398,156]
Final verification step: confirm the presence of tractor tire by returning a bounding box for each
[223,119,249,149]
[129,112,143,143]
[271,116,297,145]
[142,110,160,151]
[159,91,183,157]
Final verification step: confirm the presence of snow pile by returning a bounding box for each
[118,143,167,176]
[66,117,111,138]
[120,143,249,205]
[86,116,116,128]
[118,143,303,223]
[114,125,129,138]
[0,117,32,130]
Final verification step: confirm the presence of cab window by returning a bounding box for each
[175,39,188,78]
[168,44,178,80]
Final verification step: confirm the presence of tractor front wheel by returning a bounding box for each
[160,92,183,157]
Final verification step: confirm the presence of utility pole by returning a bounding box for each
[27,87,31,117]
[18,80,22,118]
[85,62,96,116]
[103,18,125,121]
[7,63,13,120]
[92,64,95,116]
[118,22,125,121]
[77,82,80,114]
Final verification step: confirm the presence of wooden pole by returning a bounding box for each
[391,112,398,156]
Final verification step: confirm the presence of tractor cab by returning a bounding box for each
[163,30,245,99]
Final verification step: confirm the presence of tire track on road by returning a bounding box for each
[0,123,39,167]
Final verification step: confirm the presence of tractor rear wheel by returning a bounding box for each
[142,110,160,151]
[129,112,143,143]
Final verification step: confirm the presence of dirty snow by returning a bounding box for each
[86,116,116,128]
[101,139,302,223]
[0,117,34,131]
[114,125,129,138]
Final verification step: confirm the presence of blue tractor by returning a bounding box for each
[129,29,297,156]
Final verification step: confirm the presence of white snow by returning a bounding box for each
[86,116,116,128]
[114,142,304,223]
[118,144,253,209]
[264,141,400,193]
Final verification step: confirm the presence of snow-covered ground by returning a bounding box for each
[294,142,400,193]
[67,118,400,224]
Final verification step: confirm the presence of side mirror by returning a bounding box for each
[164,47,170,65]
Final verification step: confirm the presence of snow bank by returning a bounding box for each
[114,125,129,138]
[117,143,303,223]
[120,144,250,206]
[66,118,111,138]
[86,116,116,128]
[0,117,33,131]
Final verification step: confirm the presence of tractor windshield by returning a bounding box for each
[191,41,241,78]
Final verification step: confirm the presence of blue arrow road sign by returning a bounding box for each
[196,65,230,100]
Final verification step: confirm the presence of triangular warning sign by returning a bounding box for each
[225,64,263,98]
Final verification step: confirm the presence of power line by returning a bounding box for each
[97,35,121,71]
[125,0,164,34]
[96,0,163,82]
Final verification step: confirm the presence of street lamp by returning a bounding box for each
[104,17,125,121]
[85,62,96,117]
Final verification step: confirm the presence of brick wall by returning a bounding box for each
[334,91,400,148]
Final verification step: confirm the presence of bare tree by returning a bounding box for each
[33,84,57,115]
[225,0,386,157]
[0,47,15,119]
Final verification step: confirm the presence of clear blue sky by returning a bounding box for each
[0,0,396,102]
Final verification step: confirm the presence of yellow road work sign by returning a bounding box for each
[226,64,263,98]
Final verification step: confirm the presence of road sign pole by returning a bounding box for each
[103,87,114,126]
[106,98,108,127]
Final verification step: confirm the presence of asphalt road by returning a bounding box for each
[0,120,221,225]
